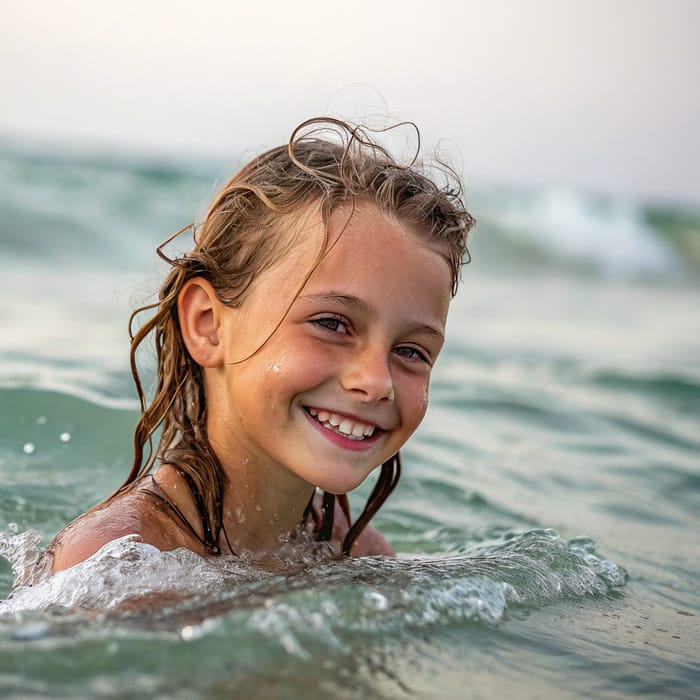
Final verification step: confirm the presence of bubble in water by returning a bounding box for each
[22,443,35,455]
[364,590,389,611]
[308,612,325,630]
[12,622,50,640]
[320,600,339,617]
[59,432,71,443]
[180,619,216,641]
[35,416,48,426]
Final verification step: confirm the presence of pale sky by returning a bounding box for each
[2,0,698,203]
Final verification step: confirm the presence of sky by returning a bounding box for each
[1,0,698,204]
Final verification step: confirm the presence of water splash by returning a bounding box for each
[0,529,44,591]
[0,529,626,631]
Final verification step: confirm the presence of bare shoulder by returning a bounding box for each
[49,499,142,573]
[324,494,395,557]
[49,487,181,573]
[346,522,395,557]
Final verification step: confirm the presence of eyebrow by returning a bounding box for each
[298,292,445,343]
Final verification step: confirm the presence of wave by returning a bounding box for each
[590,369,700,411]
[0,529,626,630]
[472,186,700,278]
[0,142,219,267]
[2,141,698,281]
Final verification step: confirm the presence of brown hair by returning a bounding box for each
[122,117,475,556]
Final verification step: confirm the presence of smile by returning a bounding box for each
[305,407,377,440]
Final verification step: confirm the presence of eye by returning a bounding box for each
[311,315,350,335]
[394,345,431,364]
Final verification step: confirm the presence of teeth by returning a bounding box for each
[306,407,377,440]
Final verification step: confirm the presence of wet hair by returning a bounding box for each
[121,117,475,556]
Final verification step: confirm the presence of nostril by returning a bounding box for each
[339,349,395,402]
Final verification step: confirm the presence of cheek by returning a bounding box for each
[250,342,332,403]
[401,376,431,428]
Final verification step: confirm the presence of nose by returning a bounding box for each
[340,345,395,402]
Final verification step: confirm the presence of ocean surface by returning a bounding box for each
[0,140,698,698]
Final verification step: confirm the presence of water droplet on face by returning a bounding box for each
[59,432,71,443]
[22,443,35,455]
[254,505,262,512]
[235,507,246,523]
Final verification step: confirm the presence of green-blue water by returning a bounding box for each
[0,141,698,698]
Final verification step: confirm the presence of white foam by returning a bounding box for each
[481,187,680,276]
[0,529,626,626]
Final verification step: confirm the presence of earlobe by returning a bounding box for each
[178,278,225,368]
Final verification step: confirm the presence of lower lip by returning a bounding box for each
[303,409,384,452]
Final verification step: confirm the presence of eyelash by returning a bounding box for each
[311,316,431,365]
[394,346,430,364]
[311,315,349,334]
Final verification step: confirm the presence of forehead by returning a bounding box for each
[310,203,452,315]
[322,202,449,268]
[250,201,452,316]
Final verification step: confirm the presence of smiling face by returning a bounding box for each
[204,203,453,495]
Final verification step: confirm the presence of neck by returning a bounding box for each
[209,437,317,554]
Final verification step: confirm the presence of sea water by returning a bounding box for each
[0,140,698,698]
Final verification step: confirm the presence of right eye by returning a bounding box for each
[311,315,350,335]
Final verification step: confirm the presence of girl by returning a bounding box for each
[44,117,474,573]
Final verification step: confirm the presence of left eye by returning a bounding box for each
[394,346,429,363]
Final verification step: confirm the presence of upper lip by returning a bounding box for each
[304,406,386,438]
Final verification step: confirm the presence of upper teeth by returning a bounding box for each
[307,407,376,439]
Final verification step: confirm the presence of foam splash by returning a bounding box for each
[0,533,290,614]
[476,187,682,276]
[0,529,626,636]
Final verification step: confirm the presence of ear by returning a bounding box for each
[178,277,225,368]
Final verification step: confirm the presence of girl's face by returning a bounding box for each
[208,203,453,495]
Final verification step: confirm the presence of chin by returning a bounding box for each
[311,471,373,495]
